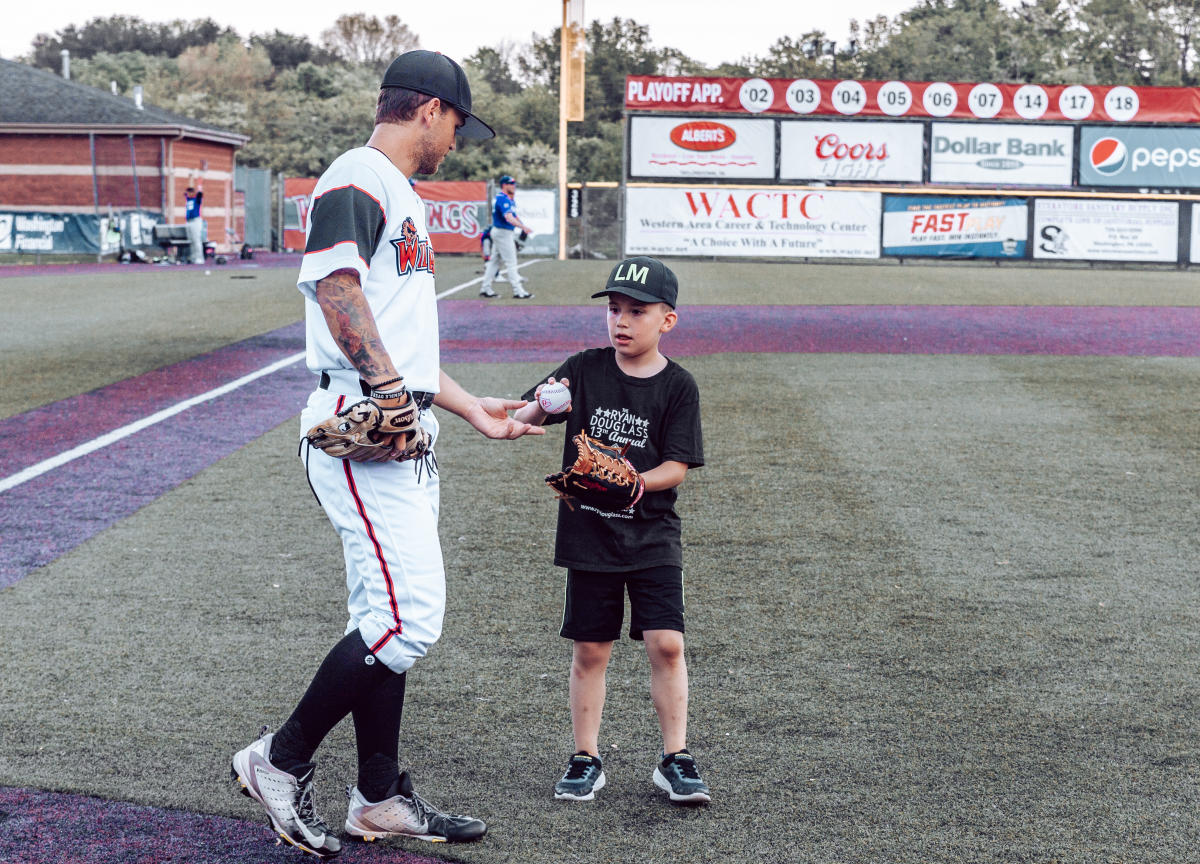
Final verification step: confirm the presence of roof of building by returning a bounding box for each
[0,58,247,145]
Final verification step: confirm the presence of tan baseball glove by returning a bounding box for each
[546,432,645,512]
[304,388,430,464]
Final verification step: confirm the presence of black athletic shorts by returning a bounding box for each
[560,564,685,642]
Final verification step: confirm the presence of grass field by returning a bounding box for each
[1,256,1199,864]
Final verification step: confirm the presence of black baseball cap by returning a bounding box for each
[592,256,678,308]
[381,50,495,139]
[499,174,516,185]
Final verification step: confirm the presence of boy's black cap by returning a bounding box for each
[381,50,495,140]
[592,256,678,308]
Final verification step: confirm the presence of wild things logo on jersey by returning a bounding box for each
[390,217,435,275]
[590,406,650,449]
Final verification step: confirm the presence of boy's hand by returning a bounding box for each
[535,377,572,414]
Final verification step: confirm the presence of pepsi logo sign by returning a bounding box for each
[670,121,736,152]
[1090,137,1127,175]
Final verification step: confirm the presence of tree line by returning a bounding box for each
[20,2,1200,183]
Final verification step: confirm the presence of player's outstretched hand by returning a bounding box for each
[467,397,545,439]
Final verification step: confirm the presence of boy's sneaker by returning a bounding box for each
[344,771,486,843]
[553,751,606,801]
[230,728,341,857]
[512,287,534,299]
[652,749,711,804]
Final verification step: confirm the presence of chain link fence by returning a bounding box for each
[564,184,621,260]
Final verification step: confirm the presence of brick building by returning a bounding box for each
[0,58,247,255]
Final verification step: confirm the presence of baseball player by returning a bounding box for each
[184,170,204,264]
[479,174,533,298]
[231,50,543,857]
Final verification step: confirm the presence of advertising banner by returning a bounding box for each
[930,122,1074,186]
[1032,198,1178,262]
[418,180,486,253]
[1079,126,1200,189]
[0,211,106,254]
[1192,203,1200,264]
[882,196,1027,258]
[624,186,880,259]
[625,76,1200,123]
[282,177,318,252]
[629,116,775,179]
[781,120,924,182]
[507,188,558,256]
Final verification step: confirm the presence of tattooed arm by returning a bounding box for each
[314,268,399,387]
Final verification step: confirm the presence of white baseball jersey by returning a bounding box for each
[298,146,440,394]
[297,146,445,675]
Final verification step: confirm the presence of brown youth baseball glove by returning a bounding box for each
[304,389,430,464]
[546,432,645,512]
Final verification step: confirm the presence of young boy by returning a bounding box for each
[514,256,709,804]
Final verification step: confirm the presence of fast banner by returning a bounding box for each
[930,122,1074,186]
[882,196,1027,258]
[418,180,486,253]
[781,120,923,182]
[625,76,1200,123]
[1032,198,1178,262]
[624,186,881,259]
[1079,126,1200,189]
[629,116,775,179]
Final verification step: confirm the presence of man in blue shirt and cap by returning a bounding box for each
[480,174,533,298]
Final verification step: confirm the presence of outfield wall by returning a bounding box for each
[623,76,1200,266]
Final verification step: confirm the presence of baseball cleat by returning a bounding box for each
[554,752,606,801]
[230,727,341,857]
[652,750,711,804]
[479,287,498,297]
[344,771,487,843]
[512,288,534,299]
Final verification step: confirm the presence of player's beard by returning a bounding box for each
[416,133,448,176]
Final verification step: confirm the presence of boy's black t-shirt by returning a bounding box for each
[523,347,704,572]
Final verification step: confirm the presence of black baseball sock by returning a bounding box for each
[269,629,394,773]
[352,666,408,801]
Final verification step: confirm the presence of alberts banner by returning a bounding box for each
[882,196,1027,258]
[930,122,1074,186]
[780,120,924,182]
[1079,126,1200,189]
[1032,198,1178,262]
[629,116,775,179]
[624,186,881,259]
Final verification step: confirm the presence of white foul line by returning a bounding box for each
[0,352,305,495]
[1,265,546,495]
[436,258,544,298]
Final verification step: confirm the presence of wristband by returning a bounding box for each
[367,374,404,390]
[369,385,409,402]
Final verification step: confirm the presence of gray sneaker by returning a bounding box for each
[230,728,341,857]
[554,752,606,801]
[652,749,711,804]
[344,771,486,843]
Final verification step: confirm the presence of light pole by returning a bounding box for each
[804,37,859,78]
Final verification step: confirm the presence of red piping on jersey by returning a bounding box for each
[338,398,403,649]
[312,183,386,218]
[303,239,369,270]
